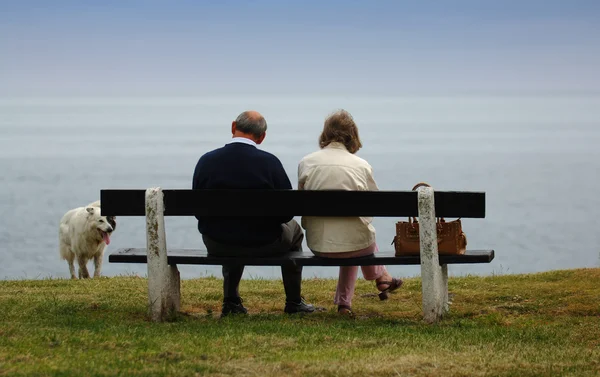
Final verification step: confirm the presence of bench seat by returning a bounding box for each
[110,248,495,266]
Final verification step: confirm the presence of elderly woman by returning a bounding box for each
[298,109,402,315]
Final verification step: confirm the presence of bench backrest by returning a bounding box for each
[100,189,485,218]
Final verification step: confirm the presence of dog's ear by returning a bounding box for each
[86,207,94,214]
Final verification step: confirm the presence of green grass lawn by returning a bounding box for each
[1,268,599,376]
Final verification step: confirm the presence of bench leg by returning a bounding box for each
[440,264,449,314]
[146,187,181,322]
[166,264,181,313]
[417,186,446,323]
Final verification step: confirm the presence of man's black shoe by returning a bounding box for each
[284,297,316,314]
[221,298,248,318]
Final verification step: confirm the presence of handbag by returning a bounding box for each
[392,182,467,256]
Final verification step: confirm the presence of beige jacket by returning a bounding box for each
[298,142,378,253]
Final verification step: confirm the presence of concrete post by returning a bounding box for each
[417,186,448,323]
[146,187,180,322]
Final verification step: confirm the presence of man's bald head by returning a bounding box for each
[244,110,263,121]
[233,110,268,139]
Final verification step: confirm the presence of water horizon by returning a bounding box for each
[1,95,599,281]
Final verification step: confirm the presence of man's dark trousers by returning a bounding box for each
[203,220,305,302]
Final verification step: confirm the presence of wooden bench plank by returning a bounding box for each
[109,248,494,266]
[100,189,486,218]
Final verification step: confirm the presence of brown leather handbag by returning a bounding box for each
[392,183,467,256]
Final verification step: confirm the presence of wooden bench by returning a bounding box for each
[101,187,494,323]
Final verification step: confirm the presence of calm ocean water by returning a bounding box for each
[1,96,599,280]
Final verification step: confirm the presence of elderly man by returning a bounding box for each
[192,110,315,317]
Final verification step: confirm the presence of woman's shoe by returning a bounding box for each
[337,305,354,317]
[376,278,403,300]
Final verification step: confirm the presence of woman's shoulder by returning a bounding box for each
[300,147,372,168]
[299,148,327,165]
[346,152,373,170]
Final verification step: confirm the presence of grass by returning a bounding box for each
[0,269,599,377]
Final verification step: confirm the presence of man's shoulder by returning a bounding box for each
[198,143,283,165]
[253,147,282,163]
[226,145,282,167]
[197,145,226,162]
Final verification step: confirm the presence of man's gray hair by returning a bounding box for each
[235,111,267,138]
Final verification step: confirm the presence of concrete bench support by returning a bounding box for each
[145,187,180,322]
[417,186,449,323]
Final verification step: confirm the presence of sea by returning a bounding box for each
[1,95,599,280]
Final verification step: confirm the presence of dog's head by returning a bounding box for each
[85,207,116,245]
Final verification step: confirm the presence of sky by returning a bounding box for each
[1,0,599,97]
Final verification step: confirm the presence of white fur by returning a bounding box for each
[59,201,114,279]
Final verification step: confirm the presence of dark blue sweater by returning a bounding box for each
[192,142,293,246]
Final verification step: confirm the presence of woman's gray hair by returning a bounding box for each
[235,111,267,138]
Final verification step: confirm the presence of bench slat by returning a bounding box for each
[101,189,485,218]
[109,248,494,266]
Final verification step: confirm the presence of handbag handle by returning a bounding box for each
[411,182,431,191]
[407,182,432,222]
[409,182,457,222]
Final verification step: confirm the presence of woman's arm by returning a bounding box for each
[297,160,307,190]
[366,165,379,191]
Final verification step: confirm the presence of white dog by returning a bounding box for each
[59,200,116,279]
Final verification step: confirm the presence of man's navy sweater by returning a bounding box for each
[192,142,294,246]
